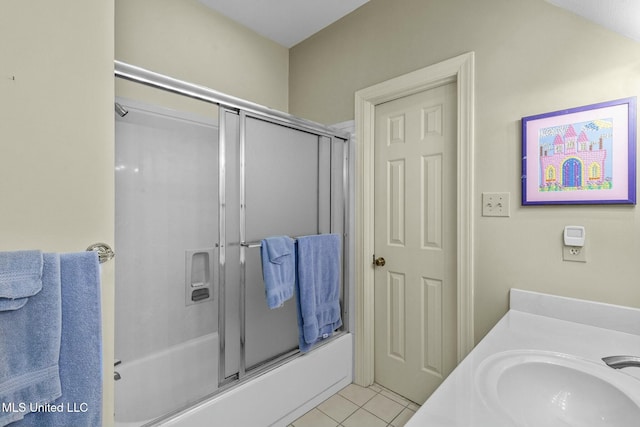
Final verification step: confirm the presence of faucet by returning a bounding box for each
[602,355,640,369]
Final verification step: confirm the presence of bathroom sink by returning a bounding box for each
[476,350,640,426]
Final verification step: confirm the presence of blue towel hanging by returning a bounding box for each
[261,236,296,309]
[0,252,62,427]
[9,251,102,427]
[0,250,44,311]
[295,234,342,352]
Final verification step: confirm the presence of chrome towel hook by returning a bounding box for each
[86,242,115,264]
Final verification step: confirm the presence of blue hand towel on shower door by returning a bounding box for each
[14,251,103,427]
[295,234,342,352]
[0,252,62,427]
[261,236,296,309]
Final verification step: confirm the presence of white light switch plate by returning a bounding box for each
[482,192,510,217]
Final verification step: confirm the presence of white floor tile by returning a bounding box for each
[368,383,383,393]
[391,407,416,427]
[341,408,388,427]
[362,393,405,423]
[316,393,358,423]
[291,408,338,427]
[380,388,411,407]
[407,402,420,411]
[290,383,421,427]
[337,383,377,406]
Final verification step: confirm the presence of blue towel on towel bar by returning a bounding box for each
[13,251,103,427]
[0,252,62,427]
[0,250,44,311]
[295,234,342,352]
[261,236,296,309]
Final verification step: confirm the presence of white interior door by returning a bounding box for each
[373,82,457,404]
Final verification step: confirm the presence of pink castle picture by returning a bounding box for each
[538,119,613,192]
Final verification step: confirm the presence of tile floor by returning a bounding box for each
[288,383,420,427]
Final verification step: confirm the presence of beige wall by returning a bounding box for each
[289,0,640,341]
[115,0,289,114]
[1,0,115,252]
[0,0,115,424]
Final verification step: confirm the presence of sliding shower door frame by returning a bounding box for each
[115,61,349,141]
[229,109,350,384]
[115,61,351,391]
[217,106,229,386]
[238,110,247,380]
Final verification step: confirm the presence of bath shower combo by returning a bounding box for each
[114,61,353,426]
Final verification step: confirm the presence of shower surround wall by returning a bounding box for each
[115,79,352,425]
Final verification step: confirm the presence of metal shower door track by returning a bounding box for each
[114,61,349,140]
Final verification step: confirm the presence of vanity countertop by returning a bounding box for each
[405,289,640,426]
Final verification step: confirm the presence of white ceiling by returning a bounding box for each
[198,0,370,48]
[547,0,640,42]
[199,0,640,48]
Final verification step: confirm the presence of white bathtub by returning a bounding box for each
[115,333,219,427]
[160,333,353,427]
[115,333,353,427]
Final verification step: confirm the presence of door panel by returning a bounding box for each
[223,114,336,377]
[244,116,320,370]
[373,82,457,404]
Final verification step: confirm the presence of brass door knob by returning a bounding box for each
[374,257,386,267]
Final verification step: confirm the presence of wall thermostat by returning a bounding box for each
[564,226,585,247]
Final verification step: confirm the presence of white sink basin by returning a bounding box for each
[476,350,640,426]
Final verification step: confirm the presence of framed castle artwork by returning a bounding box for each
[522,97,637,205]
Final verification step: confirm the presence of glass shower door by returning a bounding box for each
[220,111,343,380]
[243,116,321,370]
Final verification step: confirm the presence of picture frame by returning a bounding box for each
[522,97,637,205]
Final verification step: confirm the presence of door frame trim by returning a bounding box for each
[354,52,475,386]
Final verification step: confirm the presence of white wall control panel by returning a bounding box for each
[564,225,585,247]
